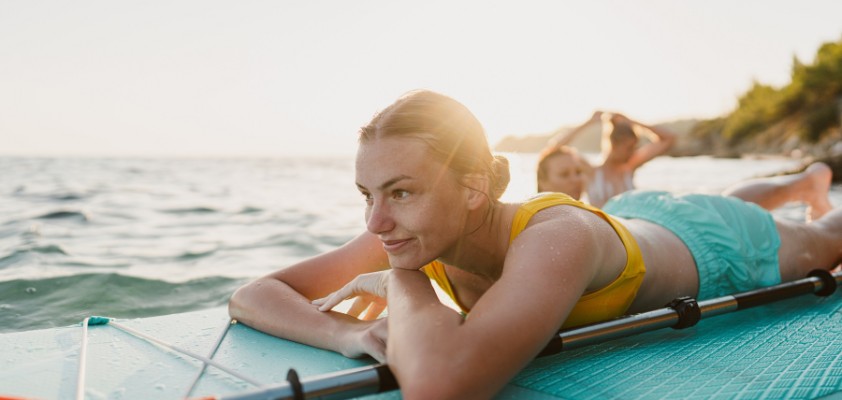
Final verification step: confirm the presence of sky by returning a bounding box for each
[2,1,842,158]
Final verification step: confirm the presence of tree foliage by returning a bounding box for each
[714,35,842,145]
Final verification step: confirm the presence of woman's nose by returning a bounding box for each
[366,200,395,234]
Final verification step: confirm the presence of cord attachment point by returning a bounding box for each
[666,296,700,329]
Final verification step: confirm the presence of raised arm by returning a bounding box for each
[228,231,392,360]
[385,211,608,399]
[623,115,676,170]
[545,111,604,149]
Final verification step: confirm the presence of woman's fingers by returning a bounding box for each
[361,298,386,321]
[312,271,390,314]
[369,345,386,363]
[347,296,371,317]
[313,286,350,311]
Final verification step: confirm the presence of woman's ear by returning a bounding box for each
[461,174,489,210]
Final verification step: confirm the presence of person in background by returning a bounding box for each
[537,135,835,222]
[536,144,589,199]
[545,111,676,207]
[229,90,842,399]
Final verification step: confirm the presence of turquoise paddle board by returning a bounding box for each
[1,289,840,399]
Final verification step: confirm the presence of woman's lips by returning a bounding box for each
[382,238,411,252]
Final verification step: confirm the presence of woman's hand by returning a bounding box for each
[312,270,391,362]
[312,270,390,321]
[342,317,389,362]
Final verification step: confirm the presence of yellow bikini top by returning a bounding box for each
[421,192,646,328]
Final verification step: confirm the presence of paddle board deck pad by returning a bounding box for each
[1,291,840,399]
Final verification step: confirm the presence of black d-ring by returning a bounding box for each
[808,269,837,297]
[666,296,701,329]
[287,368,304,400]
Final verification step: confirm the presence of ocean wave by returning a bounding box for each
[159,207,219,214]
[51,193,86,201]
[0,244,70,267]
[35,210,90,221]
[176,246,220,260]
[10,186,97,202]
[57,260,132,269]
[225,233,322,256]
[0,273,245,333]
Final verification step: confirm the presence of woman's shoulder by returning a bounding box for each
[516,193,605,219]
[502,208,606,288]
[511,198,609,250]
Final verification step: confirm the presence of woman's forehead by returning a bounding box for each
[548,153,577,167]
[357,137,427,161]
[355,138,437,184]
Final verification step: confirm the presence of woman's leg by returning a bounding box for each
[776,205,842,281]
[722,162,833,221]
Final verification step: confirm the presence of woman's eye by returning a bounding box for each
[360,192,373,204]
[392,190,409,200]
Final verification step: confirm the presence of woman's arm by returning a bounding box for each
[624,115,676,170]
[545,111,603,148]
[228,231,392,360]
[385,213,606,399]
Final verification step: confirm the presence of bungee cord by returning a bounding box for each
[183,319,239,399]
[75,316,260,400]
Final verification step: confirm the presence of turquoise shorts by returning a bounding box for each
[603,191,781,300]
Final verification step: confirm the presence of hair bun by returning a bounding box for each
[490,155,510,200]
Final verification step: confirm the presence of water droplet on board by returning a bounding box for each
[25,287,37,294]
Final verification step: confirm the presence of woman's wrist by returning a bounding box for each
[334,316,378,357]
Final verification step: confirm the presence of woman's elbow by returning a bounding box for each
[399,380,462,400]
[228,279,261,321]
[400,379,489,400]
[393,358,491,400]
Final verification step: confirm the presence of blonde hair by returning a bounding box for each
[359,90,510,200]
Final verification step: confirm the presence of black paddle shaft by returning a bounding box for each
[545,269,840,355]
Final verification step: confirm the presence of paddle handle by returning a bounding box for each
[552,269,840,353]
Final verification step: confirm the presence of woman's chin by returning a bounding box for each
[387,256,426,271]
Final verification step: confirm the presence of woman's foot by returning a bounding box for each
[802,162,834,222]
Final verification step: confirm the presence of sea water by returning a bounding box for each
[0,154,831,332]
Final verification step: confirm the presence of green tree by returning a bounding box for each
[723,35,842,144]
[721,82,783,143]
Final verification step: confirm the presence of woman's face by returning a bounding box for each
[355,137,470,270]
[539,154,585,199]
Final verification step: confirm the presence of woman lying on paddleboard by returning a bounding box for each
[229,90,842,400]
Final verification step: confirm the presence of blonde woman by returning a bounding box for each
[230,90,842,399]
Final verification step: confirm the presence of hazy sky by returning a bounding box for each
[2,1,841,157]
